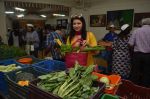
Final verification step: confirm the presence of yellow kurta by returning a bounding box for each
[67,32,97,66]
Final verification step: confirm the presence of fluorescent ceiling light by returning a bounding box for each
[15,7,26,12]
[53,14,65,17]
[17,14,24,18]
[5,11,14,14]
[40,15,47,18]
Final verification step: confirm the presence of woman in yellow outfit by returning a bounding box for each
[67,15,97,65]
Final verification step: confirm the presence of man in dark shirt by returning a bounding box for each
[101,25,118,74]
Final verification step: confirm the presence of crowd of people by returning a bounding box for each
[100,18,150,87]
[6,24,67,58]
[0,15,149,88]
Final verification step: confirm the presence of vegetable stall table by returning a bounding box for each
[5,66,49,99]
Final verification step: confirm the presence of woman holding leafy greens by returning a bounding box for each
[66,14,98,65]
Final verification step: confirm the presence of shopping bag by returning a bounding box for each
[65,52,88,68]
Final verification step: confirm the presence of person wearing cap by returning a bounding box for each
[99,25,118,74]
[128,18,150,87]
[103,24,118,42]
[25,24,39,57]
[112,24,132,79]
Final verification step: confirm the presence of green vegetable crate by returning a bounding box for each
[5,66,49,99]
[101,94,119,99]
[29,79,106,99]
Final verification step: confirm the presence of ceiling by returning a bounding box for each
[4,0,103,20]
[4,0,71,20]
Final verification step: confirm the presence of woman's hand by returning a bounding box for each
[81,40,87,47]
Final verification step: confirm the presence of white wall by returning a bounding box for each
[6,16,12,29]
[0,1,7,44]
[47,0,150,41]
[87,0,150,40]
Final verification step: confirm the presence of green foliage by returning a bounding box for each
[60,44,105,55]
[61,44,72,54]
[0,45,26,60]
[83,46,105,51]
[37,62,99,99]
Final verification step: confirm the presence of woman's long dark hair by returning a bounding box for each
[118,26,132,40]
[69,16,87,42]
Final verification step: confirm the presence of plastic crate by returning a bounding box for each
[15,55,44,65]
[32,60,66,72]
[0,72,9,96]
[29,79,106,99]
[0,59,26,95]
[101,94,119,99]
[116,79,150,99]
[0,59,26,66]
[92,72,121,94]
[5,66,49,99]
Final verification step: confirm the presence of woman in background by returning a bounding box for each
[112,24,132,79]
